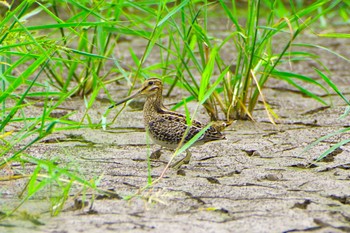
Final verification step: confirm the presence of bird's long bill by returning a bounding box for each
[108,87,143,109]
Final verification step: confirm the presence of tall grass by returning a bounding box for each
[1,0,349,218]
[0,0,142,218]
[301,69,350,163]
[162,0,345,122]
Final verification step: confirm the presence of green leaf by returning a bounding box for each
[314,68,350,106]
[300,127,350,156]
[176,124,212,156]
[315,138,350,162]
[200,66,229,105]
[271,70,329,106]
[157,0,190,27]
[318,33,350,38]
[198,46,218,102]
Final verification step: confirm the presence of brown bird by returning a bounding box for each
[109,78,227,168]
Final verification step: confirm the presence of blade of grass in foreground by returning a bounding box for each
[318,33,350,38]
[315,138,350,162]
[303,68,350,162]
[271,70,328,106]
[0,55,49,131]
[1,155,99,219]
[200,66,230,106]
[314,68,350,106]
[198,46,218,102]
[300,127,350,156]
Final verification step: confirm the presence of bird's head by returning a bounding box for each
[109,78,163,108]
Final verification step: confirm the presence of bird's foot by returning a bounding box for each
[172,151,191,169]
[150,149,162,160]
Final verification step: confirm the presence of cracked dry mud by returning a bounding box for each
[2,83,350,233]
[1,31,350,233]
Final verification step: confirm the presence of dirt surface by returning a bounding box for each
[1,18,350,233]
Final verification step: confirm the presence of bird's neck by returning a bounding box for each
[144,91,165,117]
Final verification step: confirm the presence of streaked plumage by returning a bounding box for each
[110,78,227,168]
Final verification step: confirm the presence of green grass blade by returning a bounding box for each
[294,43,350,63]
[315,138,350,162]
[198,46,218,102]
[158,0,190,27]
[318,33,350,38]
[200,66,230,105]
[300,127,350,155]
[176,124,212,156]
[314,68,350,106]
[0,54,48,131]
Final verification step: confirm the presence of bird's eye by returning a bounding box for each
[148,81,154,85]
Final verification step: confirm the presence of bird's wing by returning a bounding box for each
[147,114,223,145]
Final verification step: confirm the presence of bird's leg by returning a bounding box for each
[183,150,192,164]
[172,150,192,169]
[150,147,162,160]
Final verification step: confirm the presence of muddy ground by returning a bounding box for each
[1,17,350,233]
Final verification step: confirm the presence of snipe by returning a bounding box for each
[109,78,227,168]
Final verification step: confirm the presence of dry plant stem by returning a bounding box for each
[212,91,227,119]
[236,98,254,121]
[250,69,276,124]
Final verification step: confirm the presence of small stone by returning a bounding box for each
[177,169,186,176]
[252,150,261,157]
[206,177,221,184]
[292,199,311,209]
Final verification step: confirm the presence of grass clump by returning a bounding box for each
[0,0,126,219]
[161,0,346,122]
